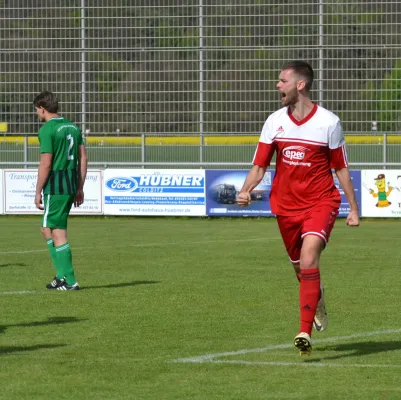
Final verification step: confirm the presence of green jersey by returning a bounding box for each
[38,117,84,195]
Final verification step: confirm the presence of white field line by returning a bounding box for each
[0,290,38,295]
[209,360,401,369]
[0,237,278,255]
[171,328,401,365]
[0,249,50,254]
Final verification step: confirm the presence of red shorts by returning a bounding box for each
[276,204,339,263]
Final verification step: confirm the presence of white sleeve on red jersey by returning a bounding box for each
[252,117,276,167]
[328,120,348,168]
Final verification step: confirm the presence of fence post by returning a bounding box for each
[24,135,28,169]
[199,0,204,167]
[383,132,387,170]
[141,133,146,169]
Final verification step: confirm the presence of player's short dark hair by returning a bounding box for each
[281,61,314,91]
[33,91,59,113]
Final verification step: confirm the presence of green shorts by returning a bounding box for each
[42,194,74,229]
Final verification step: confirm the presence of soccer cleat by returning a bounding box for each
[56,282,80,291]
[313,285,328,332]
[294,332,312,356]
[46,276,65,290]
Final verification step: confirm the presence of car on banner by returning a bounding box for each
[205,170,274,216]
[209,182,266,204]
[209,183,237,204]
[250,190,267,201]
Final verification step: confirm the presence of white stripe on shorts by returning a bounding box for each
[301,231,327,243]
[43,194,50,227]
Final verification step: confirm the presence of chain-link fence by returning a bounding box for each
[1,1,401,167]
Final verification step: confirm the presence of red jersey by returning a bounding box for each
[253,104,348,216]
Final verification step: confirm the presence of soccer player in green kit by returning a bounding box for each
[33,91,88,290]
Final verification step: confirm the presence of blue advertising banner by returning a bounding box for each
[333,170,362,217]
[103,169,206,216]
[205,170,274,216]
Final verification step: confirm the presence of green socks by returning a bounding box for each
[47,240,77,286]
[55,243,76,285]
[46,239,63,279]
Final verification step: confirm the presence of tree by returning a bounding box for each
[376,60,401,132]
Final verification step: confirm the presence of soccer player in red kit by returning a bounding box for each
[237,61,360,356]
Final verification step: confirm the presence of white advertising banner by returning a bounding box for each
[103,169,206,216]
[4,169,41,214]
[70,170,103,214]
[361,170,401,217]
[0,170,3,214]
[3,169,103,215]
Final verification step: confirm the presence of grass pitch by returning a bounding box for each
[0,216,400,399]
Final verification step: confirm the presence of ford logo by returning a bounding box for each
[106,177,138,192]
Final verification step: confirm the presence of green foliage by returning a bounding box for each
[279,24,296,46]
[154,19,199,52]
[1,2,401,134]
[377,60,401,132]
[70,10,81,28]
[0,93,12,122]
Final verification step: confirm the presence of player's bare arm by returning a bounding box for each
[237,165,267,207]
[74,144,88,208]
[35,153,53,210]
[335,167,360,226]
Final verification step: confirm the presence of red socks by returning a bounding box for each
[299,268,320,335]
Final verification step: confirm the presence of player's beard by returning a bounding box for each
[281,88,299,106]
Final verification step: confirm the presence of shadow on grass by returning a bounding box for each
[0,343,66,355]
[0,263,27,268]
[0,316,86,335]
[82,280,160,290]
[0,317,85,355]
[307,341,401,362]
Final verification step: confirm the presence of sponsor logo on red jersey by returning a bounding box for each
[282,146,310,161]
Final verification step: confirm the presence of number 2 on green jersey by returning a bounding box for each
[67,134,74,160]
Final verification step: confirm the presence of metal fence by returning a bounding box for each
[0,132,400,170]
[1,1,401,167]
